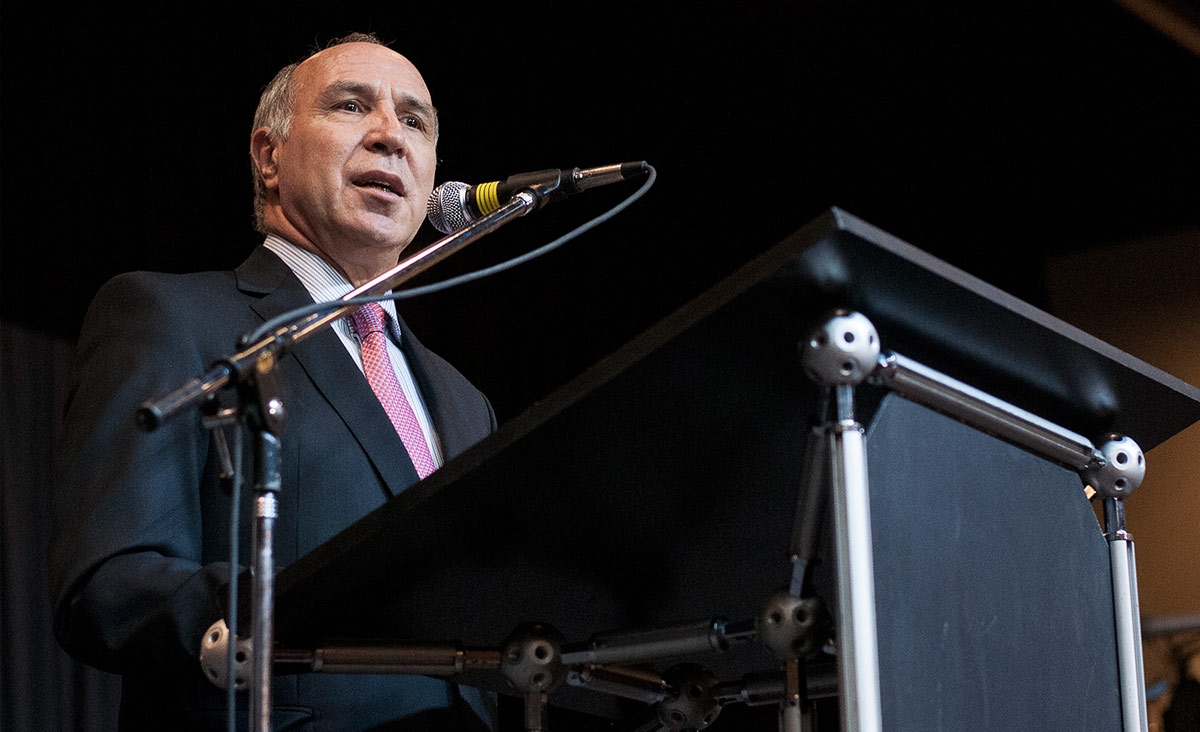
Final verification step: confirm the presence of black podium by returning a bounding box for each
[269,208,1200,731]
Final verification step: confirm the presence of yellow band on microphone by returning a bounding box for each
[475,181,500,215]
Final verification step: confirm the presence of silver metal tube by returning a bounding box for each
[778,658,804,732]
[250,491,277,732]
[789,425,828,596]
[524,691,548,732]
[566,664,668,704]
[829,417,882,732]
[1129,543,1149,732]
[249,430,282,732]
[713,665,840,706]
[311,645,499,676]
[873,352,1098,470]
[1141,613,1200,635]
[561,619,739,667]
[779,703,803,732]
[1110,538,1148,732]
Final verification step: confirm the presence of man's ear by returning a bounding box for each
[250,127,279,189]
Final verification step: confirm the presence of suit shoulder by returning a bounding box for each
[95,269,237,300]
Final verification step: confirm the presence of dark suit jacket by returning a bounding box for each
[49,245,497,731]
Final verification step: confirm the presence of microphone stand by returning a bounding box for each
[139,190,538,732]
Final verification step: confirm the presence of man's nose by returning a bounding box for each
[364,109,407,155]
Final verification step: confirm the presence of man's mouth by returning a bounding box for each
[353,174,404,196]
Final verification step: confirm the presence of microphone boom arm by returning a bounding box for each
[137,191,538,430]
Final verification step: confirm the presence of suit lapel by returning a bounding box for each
[236,247,420,498]
[395,316,477,460]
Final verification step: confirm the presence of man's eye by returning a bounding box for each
[403,115,424,129]
[340,100,363,113]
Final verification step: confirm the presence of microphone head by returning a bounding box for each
[426,181,472,235]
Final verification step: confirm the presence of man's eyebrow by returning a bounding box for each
[318,81,375,104]
[394,92,438,123]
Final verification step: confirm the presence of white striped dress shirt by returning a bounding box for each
[262,235,443,467]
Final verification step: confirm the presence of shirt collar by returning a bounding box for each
[263,235,402,340]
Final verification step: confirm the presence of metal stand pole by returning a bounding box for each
[1109,530,1148,732]
[799,310,884,732]
[1083,435,1149,732]
[249,431,281,732]
[826,393,881,732]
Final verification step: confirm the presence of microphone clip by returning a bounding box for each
[470,168,572,214]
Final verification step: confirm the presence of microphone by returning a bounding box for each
[426,161,648,234]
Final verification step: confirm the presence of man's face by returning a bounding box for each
[268,42,438,261]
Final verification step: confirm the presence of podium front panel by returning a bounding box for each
[868,395,1122,731]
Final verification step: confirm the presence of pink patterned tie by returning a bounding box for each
[350,302,437,479]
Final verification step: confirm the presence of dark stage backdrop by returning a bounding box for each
[3,2,1200,731]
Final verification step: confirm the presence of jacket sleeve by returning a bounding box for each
[48,272,236,676]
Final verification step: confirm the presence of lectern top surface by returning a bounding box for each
[782,208,1200,450]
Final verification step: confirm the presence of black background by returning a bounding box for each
[3,1,1199,421]
[3,4,1200,730]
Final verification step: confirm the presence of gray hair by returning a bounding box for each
[249,32,388,234]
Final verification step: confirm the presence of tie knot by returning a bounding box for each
[350,302,387,338]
